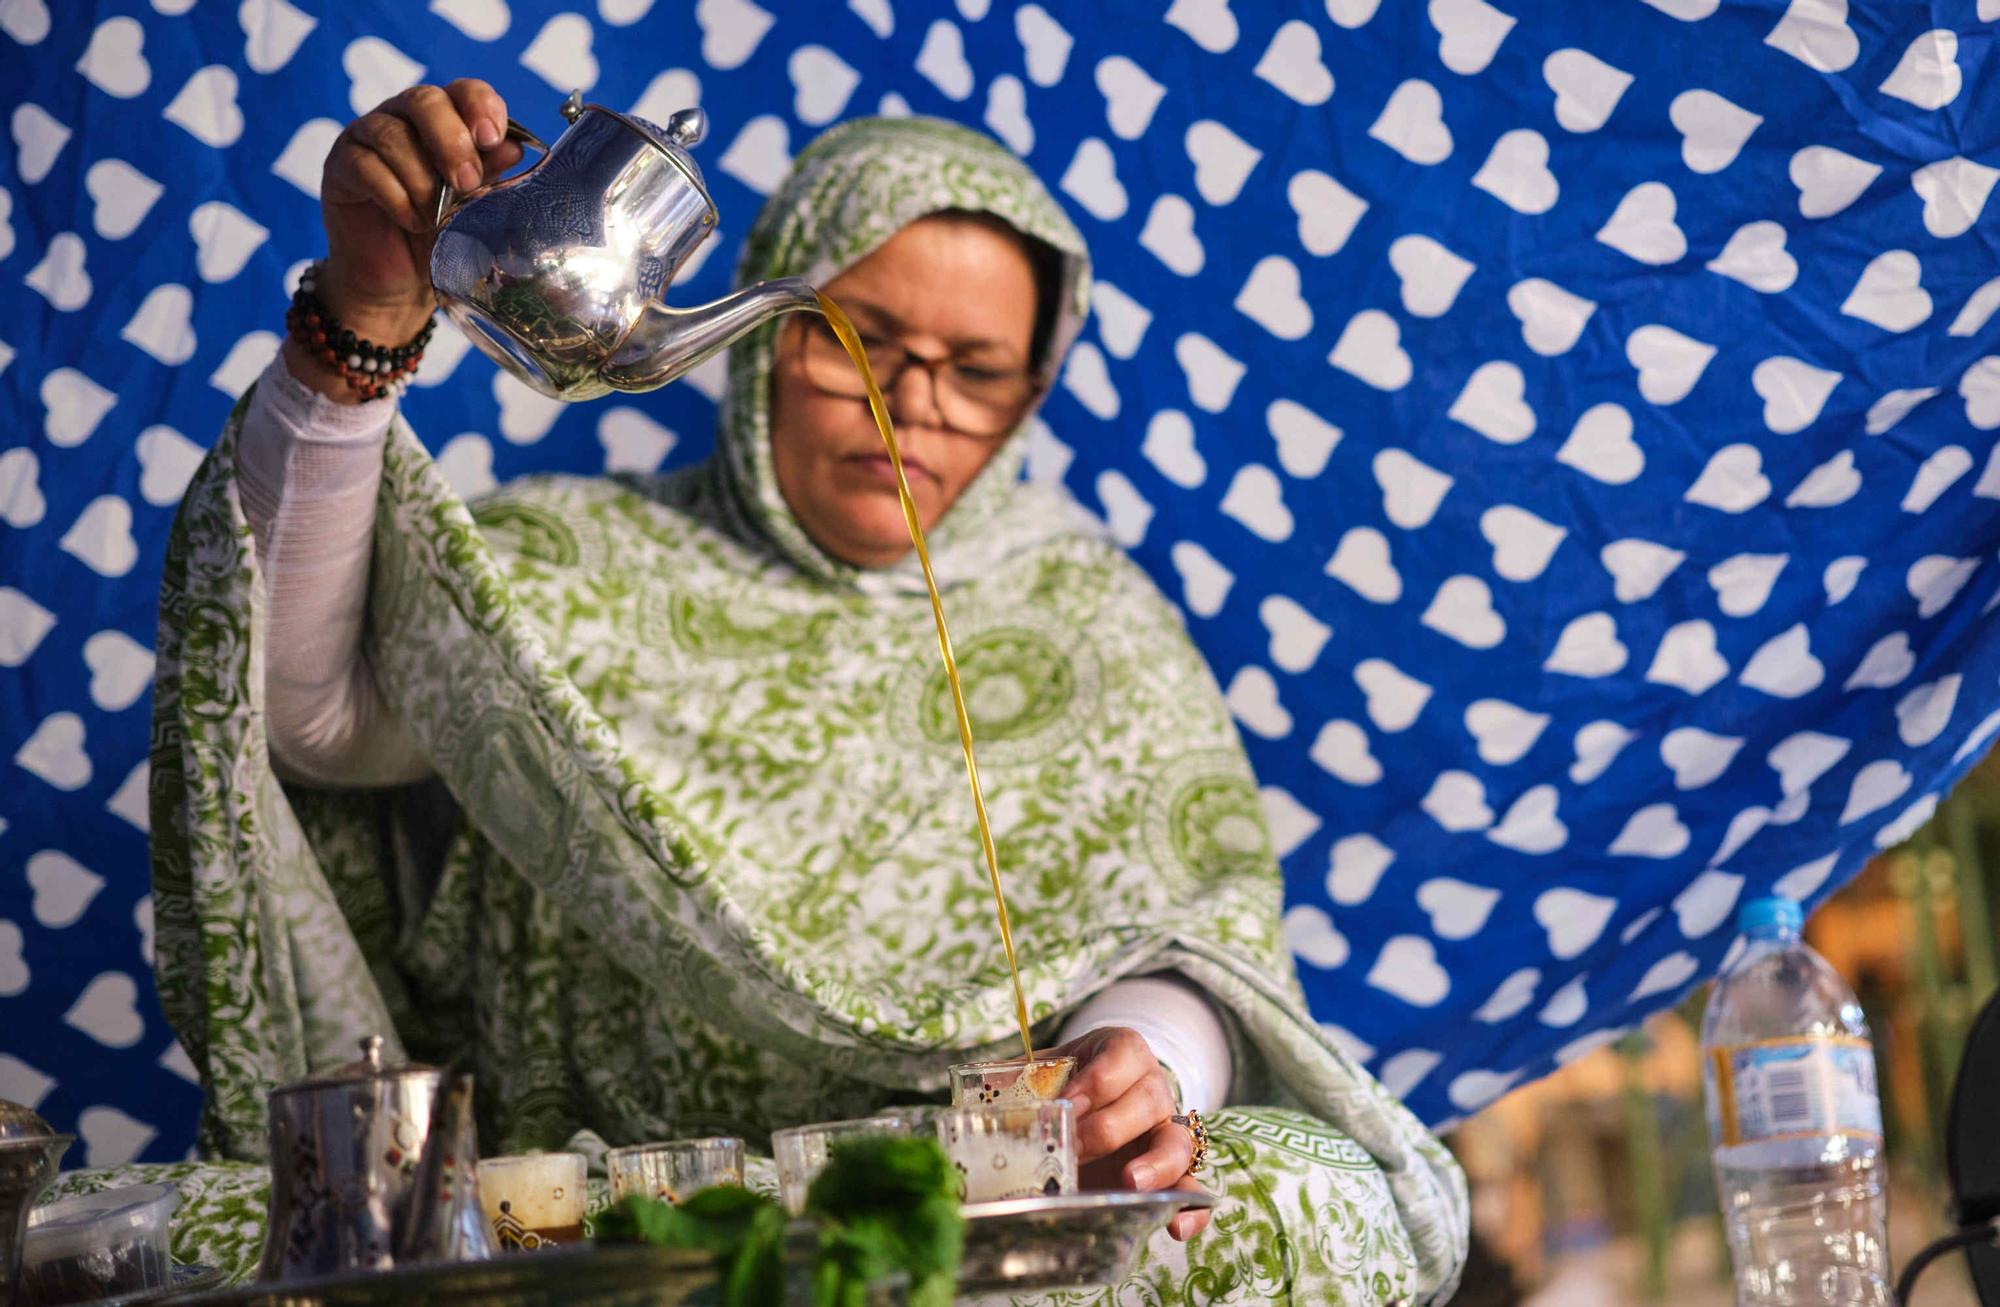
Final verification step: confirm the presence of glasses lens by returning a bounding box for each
[798,318,869,397]
[937,367,1037,438]
[795,319,1036,439]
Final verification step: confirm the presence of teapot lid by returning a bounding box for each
[565,91,716,217]
[276,1035,437,1095]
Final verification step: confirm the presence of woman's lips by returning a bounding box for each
[845,452,934,486]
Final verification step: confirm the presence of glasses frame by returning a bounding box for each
[785,315,1045,441]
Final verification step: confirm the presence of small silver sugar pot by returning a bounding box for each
[0,1098,73,1306]
[256,1036,450,1283]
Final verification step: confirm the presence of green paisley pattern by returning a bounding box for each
[146,117,1465,1302]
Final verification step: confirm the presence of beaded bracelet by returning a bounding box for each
[284,262,436,402]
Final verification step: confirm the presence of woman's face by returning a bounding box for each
[768,214,1042,569]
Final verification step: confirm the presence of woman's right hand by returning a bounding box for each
[316,79,524,344]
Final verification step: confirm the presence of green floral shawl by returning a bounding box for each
[151,116,1464,1289]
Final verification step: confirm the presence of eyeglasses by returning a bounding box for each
[789,315,1042,439]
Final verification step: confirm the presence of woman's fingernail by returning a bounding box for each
[476,119,501,148]
[1129,1163,1155,1190]
[1171,1214,1196,1240]
[454,162,482,193]
[1063,1092,1090,1115]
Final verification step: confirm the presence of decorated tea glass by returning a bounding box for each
[475,1152,587,1253]
[771,1115,917,1215]
[604,1137,745,1204]
[935,1100,1076,1203]
[946,1055,1078,1106]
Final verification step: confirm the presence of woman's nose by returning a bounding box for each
[885,359,946,429]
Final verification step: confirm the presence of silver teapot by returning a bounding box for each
[430,90,818,401]
[257,1037,493,1283]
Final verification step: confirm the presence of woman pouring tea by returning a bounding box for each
[132,79,1468,1300]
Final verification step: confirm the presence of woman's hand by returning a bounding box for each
[319,79,524,343]
[1050,1027,1212,1240]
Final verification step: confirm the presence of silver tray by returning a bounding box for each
[47,1261,226,1306]
[160,1244,720,1306]
[957,1189,1216,1294]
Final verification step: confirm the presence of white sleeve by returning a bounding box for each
[1058,973,1234,1111]
[236,352,434,788]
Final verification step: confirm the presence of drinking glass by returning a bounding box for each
[604,1137,745,1204]
[935,1100,1077,1203]
[475,1152,587,1252]
[947,1054,1077,1106]
[771,1115,916,1215]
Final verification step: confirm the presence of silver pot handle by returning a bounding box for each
[433,118,550,229]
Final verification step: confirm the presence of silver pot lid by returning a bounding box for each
[274,1035,438,1095]
[0,1097,55,1143]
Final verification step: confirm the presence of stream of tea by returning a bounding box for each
[814,291,1036,1064]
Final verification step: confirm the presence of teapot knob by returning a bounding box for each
[665,107,706,148]
[560,89,585,124]
[360,1035,384,1071]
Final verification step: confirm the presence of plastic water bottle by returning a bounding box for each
[1701,896,1890,1306]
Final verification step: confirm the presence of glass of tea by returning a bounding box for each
[475,1152,587,1252]
[935,1100,1076,1203]
[771,1114,916,1215]
[947,1054,1078,1106]
[604,1137,745,1204]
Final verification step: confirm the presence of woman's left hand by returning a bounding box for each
[1048,1027,1211,1240]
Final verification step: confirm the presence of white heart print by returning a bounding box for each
[1841,251,1931,333]
[1310,719,1382,785]
[1764,0,1857,73]
[1141,410,1205,489]
[1267,400,1342,479]
[1542,48,1630,133]
[1234,256,1313,340]
[1472,129,1557,214]
[1094,56,1164,140]
[1169,541,1233,618]
[1095,469,1153,548]
[1911,157,1998,240]
[1388,235,1475,319]
[1484,783,1563,852]
[1288,171,1367,257]
[1368,81,1453,167]
[1428,0,1515,75]
[84,160,162,241]
[76,17,152,99]
[1059,138,1128,222]
[1559,404,1643,485]
[1447,362,1534,445]
[1670,89,1761,174]
[1596,182,1686,265]
[1259,595,1331,674]
[1707,221,1797,293]
[1185,119,1261,205]
[1373,447,1452,529]
[1254,20,1332,106]
[1139,195,1204,276]
[1507,278,1594,356]
[165,65,246,147]
[1877,29,1959,110]
[1354,658,1433,732]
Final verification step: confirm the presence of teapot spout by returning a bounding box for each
[601,277,820,392]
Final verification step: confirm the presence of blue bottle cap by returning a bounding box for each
[1739,895,1804,936]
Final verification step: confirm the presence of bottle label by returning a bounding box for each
[1710,1036,1882,1147]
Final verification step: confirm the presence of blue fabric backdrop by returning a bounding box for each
[2,0,1998,1164]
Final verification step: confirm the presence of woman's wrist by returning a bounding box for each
[282,264,436,405]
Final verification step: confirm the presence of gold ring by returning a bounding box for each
[1170,1109,1209,1175]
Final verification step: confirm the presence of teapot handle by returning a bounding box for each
[432,119,550,230]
